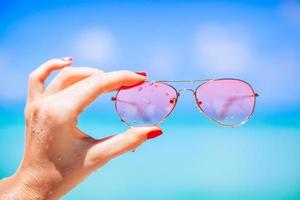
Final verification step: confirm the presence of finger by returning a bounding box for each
[58,70,147,115]
[44,67,102,95]
[86,127,163,165]
[28,57,73,100]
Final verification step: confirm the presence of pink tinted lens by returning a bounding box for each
[195,79,255,126]
[115,82,177,126]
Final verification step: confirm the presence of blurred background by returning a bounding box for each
[1,0,300,199]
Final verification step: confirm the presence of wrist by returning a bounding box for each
[0,167,63,200]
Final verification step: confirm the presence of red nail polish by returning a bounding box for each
[135,71,147,77]
[121,82,144,90]
[147,130,163,140]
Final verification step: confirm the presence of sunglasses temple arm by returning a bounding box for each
[111,97,152,122]
[219,94,257,119]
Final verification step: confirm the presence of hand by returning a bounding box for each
[0,58,163,200]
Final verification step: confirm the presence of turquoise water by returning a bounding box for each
[1,96,300,199]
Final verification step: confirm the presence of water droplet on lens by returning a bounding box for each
[138,87,142,91]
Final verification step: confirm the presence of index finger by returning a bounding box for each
[58,70,147,115]
[28,57,73,100]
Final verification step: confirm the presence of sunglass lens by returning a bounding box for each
[115,82,178,126]
[195,79,256,127]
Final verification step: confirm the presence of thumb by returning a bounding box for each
[86,127,163,166]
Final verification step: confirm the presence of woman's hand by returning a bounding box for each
[0,58,163,200]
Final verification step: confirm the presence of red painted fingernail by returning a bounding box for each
[62,57,73,61]
[147,130,163,140]
[135,71,147,77]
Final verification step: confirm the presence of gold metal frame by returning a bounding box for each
[112,78,259,128]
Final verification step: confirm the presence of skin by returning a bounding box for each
[0,58,163,200]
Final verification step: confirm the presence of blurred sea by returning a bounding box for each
[1,93,300,200]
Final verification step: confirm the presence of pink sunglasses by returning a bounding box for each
[112,78,259,127]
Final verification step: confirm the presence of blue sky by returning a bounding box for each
[0,0,300,111]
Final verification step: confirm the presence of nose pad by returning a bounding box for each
[196,100,202,107]
[197,100,202,106]
[195,99,203,112]
[169,97,176,104]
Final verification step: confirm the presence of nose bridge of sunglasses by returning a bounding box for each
[175,88,203,111]
[178,88,195,93]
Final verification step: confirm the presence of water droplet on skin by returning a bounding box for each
[58,157,62,161]
[45,144,49,149]
[35,196,40,199]
[64,167,71,172]
[138,87,142,91]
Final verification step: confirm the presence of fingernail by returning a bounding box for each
[147,130,163,140]
[61,57,73,61]
[135,71,147,77]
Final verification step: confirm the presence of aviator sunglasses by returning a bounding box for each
[112,78,259,127]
